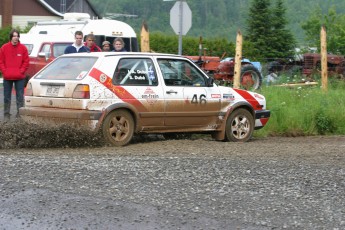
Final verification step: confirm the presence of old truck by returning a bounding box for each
[266,52,345,79]
[302,52,345,77]
[20,34,74,81]
[187,55,263,90]
[185,36,262,90]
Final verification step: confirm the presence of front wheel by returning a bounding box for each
[225,109,254,142]
[102,110,134,146]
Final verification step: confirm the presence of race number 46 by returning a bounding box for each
[191,94,206,104]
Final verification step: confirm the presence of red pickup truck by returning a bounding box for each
[20,34,74,80]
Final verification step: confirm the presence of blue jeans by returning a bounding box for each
[3,79,25,116]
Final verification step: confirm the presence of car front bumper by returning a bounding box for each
[254,109,270,130]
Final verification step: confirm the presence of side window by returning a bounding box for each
[113,58,158,86]
[40,44,51,58]
[158,59,206,87]
[24,44,33,55]
[53,43,70,57]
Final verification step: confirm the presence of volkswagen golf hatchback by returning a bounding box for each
[19,52,270,146]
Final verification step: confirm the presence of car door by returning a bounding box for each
[157,58,221,127]
[112,57,165,127]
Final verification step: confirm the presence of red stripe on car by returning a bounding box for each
[89,68,147,112]
[233,89,261,110]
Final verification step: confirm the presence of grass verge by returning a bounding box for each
[254,75,345,137]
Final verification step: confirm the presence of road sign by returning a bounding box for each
[170,1,192,35]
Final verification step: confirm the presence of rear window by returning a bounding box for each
[35,57,97,80]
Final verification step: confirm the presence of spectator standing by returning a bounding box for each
[64,31,89,54]
[102,41,111,52]
[84,34,101,52]
[0,29,30,122]
[112,37,127,52]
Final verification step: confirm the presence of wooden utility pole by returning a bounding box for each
[2,0,13,28]
[320,25,328,92]
[233,30,243,89]
[140,21,150,52]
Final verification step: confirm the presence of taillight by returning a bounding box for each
[72,84,90,99]
[25,82,33,96]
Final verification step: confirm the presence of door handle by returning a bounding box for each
[166,90,178,94]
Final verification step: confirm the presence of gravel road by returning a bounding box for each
[0,122,344,230]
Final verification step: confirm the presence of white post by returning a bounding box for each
[178,0,183,55]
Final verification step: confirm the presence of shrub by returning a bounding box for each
[314,110,336,135]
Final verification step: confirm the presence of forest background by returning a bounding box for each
[89,0,345,45]
[86,0,345,62]
[1,0,344,63]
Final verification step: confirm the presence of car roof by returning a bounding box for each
[61,52,185,59]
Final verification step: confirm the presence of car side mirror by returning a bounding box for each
[207,77,214,87]
[38,52,50,62]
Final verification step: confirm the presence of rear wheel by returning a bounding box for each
[240,65,262,90]
[225,109,254,142]
[102,110,134,146]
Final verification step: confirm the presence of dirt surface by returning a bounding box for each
[0,121,345,230]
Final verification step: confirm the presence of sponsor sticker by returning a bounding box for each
[211,94,221,98]
[99,74,107,83]
[223,93,235,101]
[142,87,159,105]
[77,71,88,80]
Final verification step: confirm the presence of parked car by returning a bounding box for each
[20,34,74,81]
[19,52,270,146]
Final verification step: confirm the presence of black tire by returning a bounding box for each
[102,110,134,146]
[240,65,262,90]
[225,108,254,142]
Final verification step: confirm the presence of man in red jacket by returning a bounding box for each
[84,34,101,52]
[0,29,29,122]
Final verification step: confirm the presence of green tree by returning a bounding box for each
[245,0,274,60]
[0,26,12,47]
[301,6,345,54]
[0,26,29,48]
[270,0,296,58]
[245,0,295,61]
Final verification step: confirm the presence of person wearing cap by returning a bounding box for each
[0,29,29,122]
[102,41,111,52]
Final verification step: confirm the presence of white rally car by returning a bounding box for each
[19,52,270,146]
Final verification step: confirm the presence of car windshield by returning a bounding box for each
[34,57,97,80]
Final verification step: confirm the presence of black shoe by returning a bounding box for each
[4,114,10,123]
